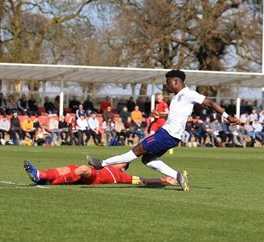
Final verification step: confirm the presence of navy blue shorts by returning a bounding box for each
[141,128,180,157]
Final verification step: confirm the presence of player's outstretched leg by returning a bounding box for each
[177,170,189,192]
[23,160,40,184]
[86,155,102,170]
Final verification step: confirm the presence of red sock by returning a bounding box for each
[39,169,59,182]
[51,171,80,185]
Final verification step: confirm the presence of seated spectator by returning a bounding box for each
[134,119,146,141]
[209,111,221,122]
[220,121,233,145]
[6,94,18,115]
[9,112,23,145]
[69,95,81,113]
[76,114,90,146]
[202,117,214,146]
[100,96,111,113]
[0,92,6,114]
[76,104,86,119]
[28,94,39,115]
[124,116,145,145]
[87,112,102,145]
[240,111,250,124]
[21,115,35,140]
[83,95,98,114]
[119,106,130,124]
[102,118,116,145]
[59,116,69,144]
[44,96,57,114]
[32,114,41,131]
[48,115,61,146]
[229,123,245,147]
[249,109,258,122]
[259,110,264,124]
[199,108,208,121]
[68,116,79,145]
[131,105,143,128]
[192,119,207,146]
[17,93,28,115]
[103,106,114,121]
[252,120,264,145]
[124,117,136,146]
[0,114,10,142]
[34,127,51,146]
[209,118,225,147]
[244,120,255,146]
[114,116,127,145]
[182,117,193,147]
[127,96,135,112]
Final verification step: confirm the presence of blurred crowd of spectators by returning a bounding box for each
[0,92,263,148]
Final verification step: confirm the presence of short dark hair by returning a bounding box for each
[165,70,186,82]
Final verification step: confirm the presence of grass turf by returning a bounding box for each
[0,146,264,242]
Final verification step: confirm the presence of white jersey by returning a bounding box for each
[162,87,205,139]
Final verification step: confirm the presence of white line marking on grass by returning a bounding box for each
[0,180,50,189]
[14,186,50,189]
[35,185,50,189]
[0,180,17,185]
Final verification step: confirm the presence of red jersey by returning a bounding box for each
[40,165,133,185]
[100,100,111,112]
[82,166,133,185]
[150,100,168,132]
[155,100,168,113]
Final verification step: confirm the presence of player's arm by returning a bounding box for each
[158,109,168,118]
[150,110,168,119]
[202,97,240,124]
[132,176,177,186]
[121,172,177,186]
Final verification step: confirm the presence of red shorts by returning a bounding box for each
[150,119,166,132]
[80,166,128,185]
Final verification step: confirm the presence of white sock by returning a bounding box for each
[102,150,137,167]
[146,159,178,179]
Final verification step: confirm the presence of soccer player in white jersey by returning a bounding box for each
[88,70,240,191]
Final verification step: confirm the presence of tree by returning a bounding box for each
[104,0,262,95]
[0,0,96,92]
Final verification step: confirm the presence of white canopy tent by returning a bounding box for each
[0,63,263,87]
[0,63,263,117]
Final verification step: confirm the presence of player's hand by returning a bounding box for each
[227,116,240,125]
[150,110,160,118]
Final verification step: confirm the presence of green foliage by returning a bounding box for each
[0,146,264,242]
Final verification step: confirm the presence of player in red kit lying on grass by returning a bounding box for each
[23,160,178,186]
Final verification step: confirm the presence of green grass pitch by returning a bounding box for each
[0,146,264,242]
